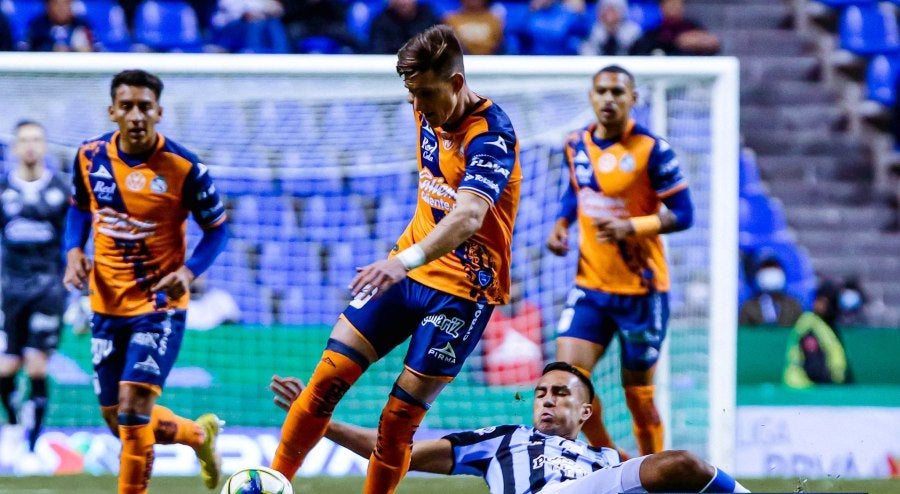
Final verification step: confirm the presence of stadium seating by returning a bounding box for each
[3,0,46,47]
[80,0,130,51]
[134,0,202,52]
[739,147,765,197]
[628,0,663,31]
[739,193,790,250]
[866,52,900,105]
[838,2,900,56]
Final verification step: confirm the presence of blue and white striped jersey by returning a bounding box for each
[444,424,620,494]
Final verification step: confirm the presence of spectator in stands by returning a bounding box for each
[0,9,13,51]
[25,0,95,52]
[444,0,504,55]
[739,254,804,327]
[629,0,718,56]
[783,279,850,388]
[837,277,867,326]
[508,0,589,55]
[209,0,289,53]
[580,0,642,56]
[367,0,441,54]
[118,0,216,39]
[280,0,361,53]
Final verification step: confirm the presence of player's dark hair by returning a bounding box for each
[110,69,164,101]
[396,25,465,81]
[541,361,595,402]
[595,64,635,87]
[14,120,44,133]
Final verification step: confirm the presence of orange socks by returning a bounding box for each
[118,415,155,494]
[571,365,616,449]
[624,384,663,455]
[272,342,367,480]
[580,394,618,448]
[363,386,429,494]
[150,405,204,448]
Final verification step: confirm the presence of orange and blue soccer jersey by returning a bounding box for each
[559,120,687,295]
[71,132,226,316]
[392,98,521,304]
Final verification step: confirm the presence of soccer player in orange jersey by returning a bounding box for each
[271,25,521,494]
[62,69,228,494]
[546,65,694,457]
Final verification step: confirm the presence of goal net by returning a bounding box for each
[0,53,738,468]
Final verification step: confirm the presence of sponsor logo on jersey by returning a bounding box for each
[90,165,113,179]
[29,313,60,332]
[90,338,114,365]
[469,155,510,178]
[465,173,500,195]
[573,150,590,164]
[126,172,147,192]
[531,455,585,479]
[473,426,496,435]
[197,163,209,177]
[4,218,55,243]
[131,332,158,349]
[421,135,438,163]
[419,169,456,212]
[427,342,457,363]
[422,314,466,338]
[485,135,508,153]
[575,163,594,187]
[150,175,167,193]
[134,355,161,376]
[93,181,117,203]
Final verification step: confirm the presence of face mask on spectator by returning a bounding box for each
[839,288,862,313]
[756,267,785,293]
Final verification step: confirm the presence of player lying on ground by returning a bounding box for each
[270,362,749,494]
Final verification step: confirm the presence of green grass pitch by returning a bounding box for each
[0,475,896,493]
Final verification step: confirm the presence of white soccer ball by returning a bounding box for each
[220,466,294,494]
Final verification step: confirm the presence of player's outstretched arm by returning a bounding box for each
[348,191,490,299]
[269,375,454,474]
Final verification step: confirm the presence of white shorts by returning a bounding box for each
[541,456,648,494]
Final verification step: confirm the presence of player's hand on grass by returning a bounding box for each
[63,248,93,291]
[349,258,407,300]
[546,219,570,256]
[151,266,195,301]
[271,375,304,412]
[593,216,633,242]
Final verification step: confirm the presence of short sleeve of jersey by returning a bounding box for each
[71,151,90,210]
[647,138,688,197]
[444,425,519,476]
[458,132,516,205]
[181,162,226,229]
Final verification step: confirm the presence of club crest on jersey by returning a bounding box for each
[150,175,168,193]
[597,153,617,173]
[126,172,147,192]
[477,270,492,287]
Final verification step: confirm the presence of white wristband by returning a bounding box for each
[396,244,426,271]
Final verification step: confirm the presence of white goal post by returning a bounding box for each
[0,53,739,470]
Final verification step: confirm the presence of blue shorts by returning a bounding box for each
[342,278,493,379]
[90,310,186,407]
[556,286,668,371]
